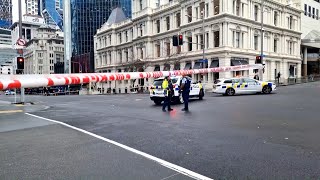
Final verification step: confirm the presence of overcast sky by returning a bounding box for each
[12,0,26,23]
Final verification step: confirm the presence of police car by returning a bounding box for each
[150,76,205,105]
[212,77,276,96]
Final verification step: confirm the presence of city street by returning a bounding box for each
[1,82,320,179]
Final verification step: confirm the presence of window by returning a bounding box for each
[313,7,315,18]
[166,16,170,30]
[176,13,181,27]
[274,11,278,26]
[139,0,143,10]
[317,9,319,20]
[188,37,192,51]
[233,32,240,48]
[200,34,204,50]
[125,51,128,62]
[235,0,240,16]
[206,33,209,49]
[213,0,220,15]
[274,39,278,53]
[177,46,181,54]
[289,16,293,29]
[254,5,259,21]
[187,7,192,23]
[206,3,209,17]
[309,6,311,17]
[156,20,160,33]
[156,44,160,57]
[140,24,143,36]
[166,43,170,56]
[200,2,205,17]
[288,41,293,55]
[254,35,259,50]
[304,4,308,16]
[214,31,220,47]
[125,31,128,42]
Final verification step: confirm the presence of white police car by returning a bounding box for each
[212,77,276,96]
[5,90,16,95]
[150,76,205,105]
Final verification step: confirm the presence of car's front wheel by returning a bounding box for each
[225,88,235,96]
[262,86,272,94]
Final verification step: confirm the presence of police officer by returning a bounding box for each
[180,74,191,112]
[162,76,173,112]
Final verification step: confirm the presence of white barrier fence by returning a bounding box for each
[0,64,263,90]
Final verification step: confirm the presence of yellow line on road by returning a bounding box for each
[0,110,23,114]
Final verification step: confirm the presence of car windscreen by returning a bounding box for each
[153,80,163,86]
[171,78,178,84]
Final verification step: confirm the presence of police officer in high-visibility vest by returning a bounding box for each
[162,76,173,112]
[180,74,191,111]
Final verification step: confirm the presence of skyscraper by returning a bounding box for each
[25,0,39,16]
[0,0,12,28]
[69,0,131,72]
[39,0,63,30]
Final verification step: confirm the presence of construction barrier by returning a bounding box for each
[0,64,263,90]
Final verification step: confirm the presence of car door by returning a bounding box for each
[244,78,259,92]
[190,81,200,96]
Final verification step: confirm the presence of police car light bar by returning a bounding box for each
[0,64,263,90]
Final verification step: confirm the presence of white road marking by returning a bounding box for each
[25,113,213,180]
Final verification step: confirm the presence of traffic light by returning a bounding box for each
[17,57,24,69]
[179,35,183,45]
[255,56,262,64]
[173,35,178,46]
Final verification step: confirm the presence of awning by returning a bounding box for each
[154,65,160,71]
[193,62,202,69]
[184,63,192,70]
[231,59,248,66]
[210,60,219,68]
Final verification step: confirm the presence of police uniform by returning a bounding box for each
[181,76,191,111]
[162,78,173,111]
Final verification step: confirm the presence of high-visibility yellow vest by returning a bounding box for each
[162,79,169,96]
[199,83,203,89]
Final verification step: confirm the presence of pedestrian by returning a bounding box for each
[277,72,281,85]
[162,76,173,112]
[180,74,191,112]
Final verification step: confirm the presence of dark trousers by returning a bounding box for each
[182,91,189,110]
[162,93,172,110]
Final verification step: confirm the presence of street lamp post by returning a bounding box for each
[260,0,264,81]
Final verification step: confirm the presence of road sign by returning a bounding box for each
[16,38,26,46]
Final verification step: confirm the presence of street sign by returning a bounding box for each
[16,38,26,46]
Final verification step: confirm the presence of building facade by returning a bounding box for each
[0,0,12,28]
[66,0,131,73]
[94,0,302,93]
[0,61,13,75]
[300,0,320,76]
[0,28,17,67]
[25,0,39,16]
[23,25,64,74]
[10,15,45,45]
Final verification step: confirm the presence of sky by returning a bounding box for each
[12,0,26,23]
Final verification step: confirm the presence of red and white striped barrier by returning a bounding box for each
[0,64,263,90]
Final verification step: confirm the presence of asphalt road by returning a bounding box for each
[1,82,320,179]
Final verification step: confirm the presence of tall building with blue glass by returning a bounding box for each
[40,0,63,30]
[0,0,12,29]
[70,0,131,72]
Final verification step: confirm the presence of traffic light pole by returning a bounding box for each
[18,0,25,104]
[259,0,264,81]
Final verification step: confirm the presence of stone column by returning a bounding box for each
[303,47,308,77]
[270,60,276,81]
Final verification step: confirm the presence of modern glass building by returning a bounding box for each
[40,0,63,30]
[70,0,131,72]
[120,0,132,18]
[0,0,12,29]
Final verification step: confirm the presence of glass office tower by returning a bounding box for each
[120,0,132,18]
[70,0,131,72]
[40,0,63,30]
[0,0,12,29]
